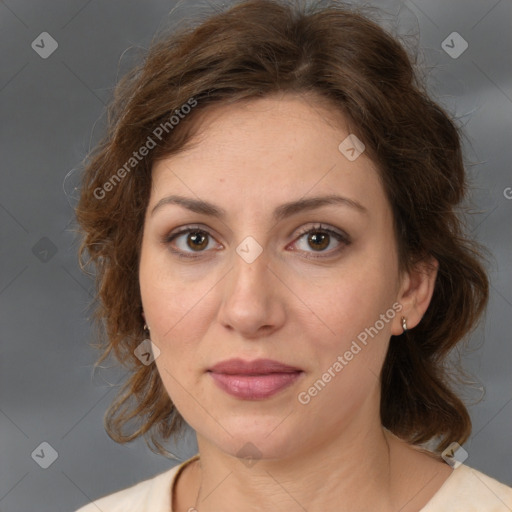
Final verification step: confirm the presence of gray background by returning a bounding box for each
[0,1,510,511]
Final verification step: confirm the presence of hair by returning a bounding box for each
[76,0,489,455]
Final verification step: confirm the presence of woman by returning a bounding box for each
[75,0,512,510]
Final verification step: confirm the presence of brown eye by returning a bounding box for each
[164,227,220,258]
[291,224,351,259]
[307,231,330,251]
[187,231,209,251]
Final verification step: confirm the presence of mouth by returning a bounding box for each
[207,358,304,400]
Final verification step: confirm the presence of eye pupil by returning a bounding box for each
[308,232,329,251]
[187,231,208,250]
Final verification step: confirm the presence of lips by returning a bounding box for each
[208,358,302,375]
[207,358,303,400]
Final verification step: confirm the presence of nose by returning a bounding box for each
[217,252,286,339]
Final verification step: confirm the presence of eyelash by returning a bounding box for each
[162,223,351,261]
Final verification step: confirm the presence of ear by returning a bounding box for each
[391,257,438,335]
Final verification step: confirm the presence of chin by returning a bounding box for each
[196,414,301,462]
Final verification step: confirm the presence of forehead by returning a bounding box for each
[149,94,386,214]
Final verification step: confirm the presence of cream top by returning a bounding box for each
[75,455,512,511]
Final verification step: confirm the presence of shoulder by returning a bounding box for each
[74,467,178,512]
[422,464,512,512]
[74,456,197,512]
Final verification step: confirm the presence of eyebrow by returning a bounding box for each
[150,194,367,220]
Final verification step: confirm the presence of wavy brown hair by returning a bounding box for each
[76,0,489,454]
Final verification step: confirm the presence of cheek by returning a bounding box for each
[287,253,400,407]
[139,249,217,411]
[293,276,395,426]
[139,243,219,343]
[290,259,398,347]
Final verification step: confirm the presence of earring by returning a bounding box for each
[137,322,160,365]
[401,317,408,333]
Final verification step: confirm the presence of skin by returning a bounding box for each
[139,93,452,512]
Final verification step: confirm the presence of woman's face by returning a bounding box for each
[139,93,409,460]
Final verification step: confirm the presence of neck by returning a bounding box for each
[191,413,401,511]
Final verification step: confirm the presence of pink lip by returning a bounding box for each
[207,358,303,400]
[209,358,302,374]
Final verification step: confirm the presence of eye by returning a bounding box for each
[163,223,350,260]
[290,224,350,258]
[163,225,222,259]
